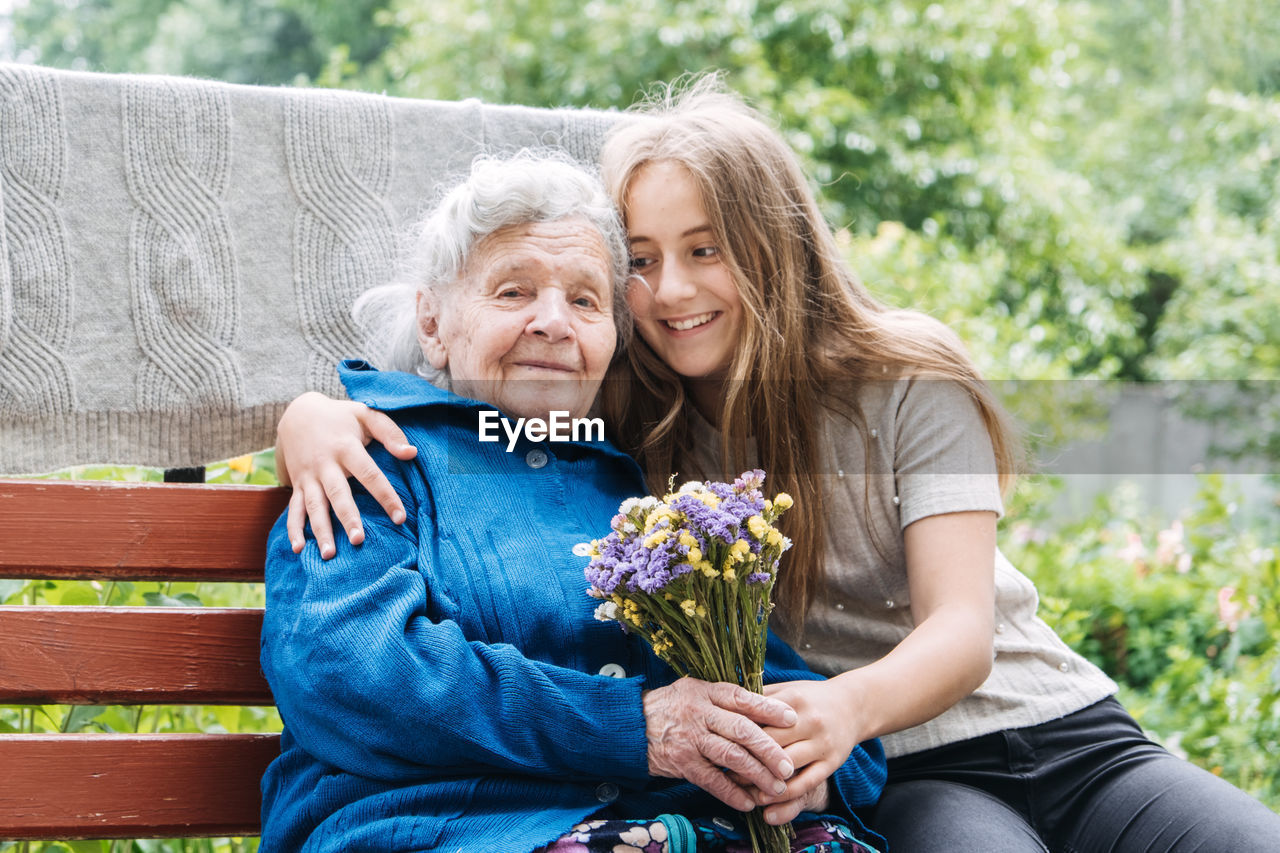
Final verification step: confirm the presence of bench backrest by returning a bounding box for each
[0,478,289,840]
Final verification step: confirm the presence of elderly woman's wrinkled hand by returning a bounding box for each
[642,678,798,812]
[278,391,417,558]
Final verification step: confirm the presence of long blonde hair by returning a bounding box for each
[599,76,1021,628]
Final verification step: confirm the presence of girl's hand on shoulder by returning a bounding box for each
[276,391,417,558]
[752,679,861,814]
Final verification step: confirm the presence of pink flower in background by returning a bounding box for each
[1116,532,1146,567]
[1011,521,1048,546]
[1217,586,1242,632]
[1155,520,1186,567]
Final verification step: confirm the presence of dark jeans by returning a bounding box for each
[866,697,1280,852]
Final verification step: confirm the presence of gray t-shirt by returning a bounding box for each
[688,377,1116,758]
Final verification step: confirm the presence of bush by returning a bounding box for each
[1004,474,1280,804]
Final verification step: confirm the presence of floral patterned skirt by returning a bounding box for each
[536,812,884,853]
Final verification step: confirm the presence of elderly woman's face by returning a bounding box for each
[417,217,616,421]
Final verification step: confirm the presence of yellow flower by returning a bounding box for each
[700,561,719,578]
[747,515,767,540]
[766,529,783,548]
[697,492,721,509]
[686,547,703,564]
[678,531,699,549]
[773,493,794,511]
[723,567,737,582]
[644,507,681,533]
[227,453,254,474]
[728,540,751,563]
[680,599,698,617]
[644,529,670,549]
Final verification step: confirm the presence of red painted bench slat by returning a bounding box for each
[0,480,287,581]
[0,734,279,840]
[0,606,271,705]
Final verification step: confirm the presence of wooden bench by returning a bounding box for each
[0,478,290,841]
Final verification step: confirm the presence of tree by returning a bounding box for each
[5,0,394,85]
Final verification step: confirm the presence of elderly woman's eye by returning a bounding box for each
[573,295,599,309]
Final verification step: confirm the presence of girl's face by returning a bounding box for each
[624,160,743,382]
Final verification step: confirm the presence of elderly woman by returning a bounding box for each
[259,154,886,853]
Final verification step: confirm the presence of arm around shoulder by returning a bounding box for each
[276,391,417,557]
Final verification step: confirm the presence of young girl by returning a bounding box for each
[274,79,1280,850]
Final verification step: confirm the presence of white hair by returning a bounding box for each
[352,152,631,379]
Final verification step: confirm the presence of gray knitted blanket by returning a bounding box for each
[0,63,621,474]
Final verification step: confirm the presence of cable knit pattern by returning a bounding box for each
[285,93,395,397]
[0,64,76,418]
[0,63,621,473]
[124,75,243,413]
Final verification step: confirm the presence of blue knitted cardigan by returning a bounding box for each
[259,362,887,852]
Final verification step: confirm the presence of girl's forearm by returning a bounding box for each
[830,603,993,743]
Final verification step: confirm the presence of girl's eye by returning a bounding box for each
[693,246,719,259]
[629,256,655,271]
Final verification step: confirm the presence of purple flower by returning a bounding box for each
[669,494,741,543]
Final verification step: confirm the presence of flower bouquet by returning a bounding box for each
[581,470,795,853]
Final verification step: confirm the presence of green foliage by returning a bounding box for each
[0,839,258,853]
[5,0,395,85]
[1006,474,1280,803]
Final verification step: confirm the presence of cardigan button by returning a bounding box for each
[525,448,549,469]
[595,782,620,802]
[598,663,626,678]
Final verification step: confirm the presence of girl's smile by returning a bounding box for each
[662,310,721,332]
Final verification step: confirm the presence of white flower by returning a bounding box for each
[593,601,619,621]
[620,496,659,515]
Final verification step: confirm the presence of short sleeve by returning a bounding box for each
[893,378,1004,529]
